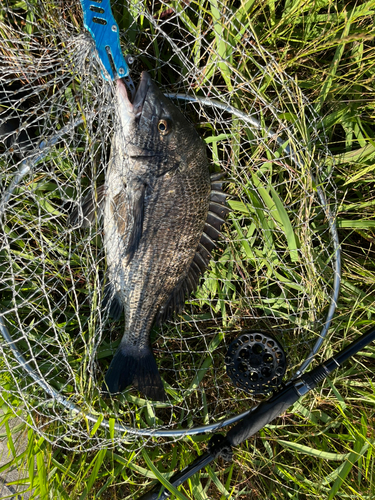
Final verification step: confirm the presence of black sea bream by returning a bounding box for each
[70,71,228,401]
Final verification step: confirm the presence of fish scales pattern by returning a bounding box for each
[117,145,210,348]
[102,72,212,400]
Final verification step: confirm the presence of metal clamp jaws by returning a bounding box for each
[79,0,135,96]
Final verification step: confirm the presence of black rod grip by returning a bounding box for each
[226,326,375,448]
[297,326,375,391]
[136,325,375,500]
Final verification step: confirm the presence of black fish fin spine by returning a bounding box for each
[207,210,226,229]
[210,189,228,204]
[210,172,227,182]
[197,242,212,266]
[155,171,230,325]
[200,232,217,253]
[68,184,106,227]
[202,222,221,242]
[154,245,211,326]
[190,260,202,281]
[185,270,198,295]
[193,251,207,272]
[103,345,166,401]
[209,201,231,218]
[155,277,187,326]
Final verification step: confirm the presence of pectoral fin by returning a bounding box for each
[111,181,145,264]
[125,182,146,264]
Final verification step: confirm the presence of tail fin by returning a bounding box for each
[103,346,166,402]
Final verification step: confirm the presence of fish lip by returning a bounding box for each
[133,71,150,116]
[116,71,150,116]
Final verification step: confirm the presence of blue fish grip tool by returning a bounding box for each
[79,0,135,97]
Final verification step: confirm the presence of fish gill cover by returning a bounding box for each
[0,0,338,451]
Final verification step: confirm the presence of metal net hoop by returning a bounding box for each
[0,1,340,451]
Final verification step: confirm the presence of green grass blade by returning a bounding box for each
[141,448,189,500]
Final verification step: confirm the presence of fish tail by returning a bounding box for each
[103,346,166,401]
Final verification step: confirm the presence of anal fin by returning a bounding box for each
[102,281,123,320]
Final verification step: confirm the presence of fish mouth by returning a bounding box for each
[116,71,150,116]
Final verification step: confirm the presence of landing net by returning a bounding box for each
[0,0,339,451]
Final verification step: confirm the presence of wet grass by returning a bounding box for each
[0,0,375,499]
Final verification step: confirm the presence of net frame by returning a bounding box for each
[0,0,341,447]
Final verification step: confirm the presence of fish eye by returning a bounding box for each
[158,119,170,135]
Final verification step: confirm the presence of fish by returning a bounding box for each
[69,71,229,401]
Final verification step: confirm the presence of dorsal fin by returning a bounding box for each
[210,172,226,182]
[202,230,217,249]
[155,173,230,325]
[209,201,231,219]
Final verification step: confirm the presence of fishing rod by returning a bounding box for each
[138,326,375,500]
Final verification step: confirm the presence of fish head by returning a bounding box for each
[115,71,199,160]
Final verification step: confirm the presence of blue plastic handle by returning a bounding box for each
[79,0,130,81]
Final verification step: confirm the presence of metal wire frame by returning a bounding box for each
[0,96,341,438]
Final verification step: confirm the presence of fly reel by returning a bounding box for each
[225,332,287,395]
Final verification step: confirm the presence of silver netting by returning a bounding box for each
[0,0,339,451]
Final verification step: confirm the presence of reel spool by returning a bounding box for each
[225,332,287,395]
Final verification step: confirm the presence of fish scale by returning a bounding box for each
[123,173,207,342]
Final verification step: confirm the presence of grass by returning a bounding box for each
[0,0,375,498]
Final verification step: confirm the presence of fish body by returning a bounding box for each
[68,71,229,400]
[103,72,211,401]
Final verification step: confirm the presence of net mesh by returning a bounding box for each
[0,0,338,451]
